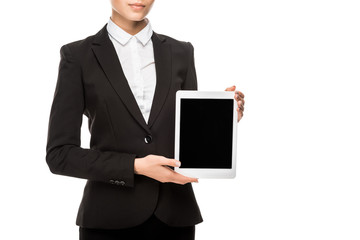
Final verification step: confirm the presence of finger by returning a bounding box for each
[236,95,244,101]
[237,109,243,122]
[235,94,245,102]
[171,171,199,184]
[235,91,245,98]
[239,101,245,111]
[238,104,244,111]
[161,167,198,184]
[234,93,239,101]
[237,100,243,108]
[225,85,236,91]
[170,167,199,183]
[237,108,244,117]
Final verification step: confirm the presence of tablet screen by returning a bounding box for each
[179,98,234,169]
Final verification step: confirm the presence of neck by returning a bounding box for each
[111,11,148,35]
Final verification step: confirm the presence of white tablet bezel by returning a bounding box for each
[174,90,237,179]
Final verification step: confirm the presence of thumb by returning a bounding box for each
[159,157,181,168]
[225,85,236,91]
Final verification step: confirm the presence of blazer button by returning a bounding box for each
[114,180,126,186]
[144,135,152,144]
[109,180,115,184]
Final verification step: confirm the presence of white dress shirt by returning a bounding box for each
[107,18,156,124]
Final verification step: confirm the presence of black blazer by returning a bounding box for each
[46,23,203,229]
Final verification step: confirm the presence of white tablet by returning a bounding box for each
[174,90,238,178]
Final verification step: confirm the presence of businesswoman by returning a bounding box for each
[46,0,245,239]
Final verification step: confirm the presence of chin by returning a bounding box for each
[127,13,147,22]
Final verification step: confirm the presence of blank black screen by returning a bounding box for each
[179,99,233,169]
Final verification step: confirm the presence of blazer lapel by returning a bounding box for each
[91,24,171,133]
[147,32,172,129]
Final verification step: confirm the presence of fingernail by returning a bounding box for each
[176,161,181,167]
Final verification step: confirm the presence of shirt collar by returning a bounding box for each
[107,17,153,46]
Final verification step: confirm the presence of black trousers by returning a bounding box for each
[79,214,195,240]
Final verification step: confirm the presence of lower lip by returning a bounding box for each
[129,4,145,10]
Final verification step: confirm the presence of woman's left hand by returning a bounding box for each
[225,85,245,122]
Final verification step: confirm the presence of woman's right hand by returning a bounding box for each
[134,154,198,185]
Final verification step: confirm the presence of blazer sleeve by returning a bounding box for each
[181,42,198,90]
[46,44,136,187]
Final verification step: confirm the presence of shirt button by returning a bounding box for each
[109,180,115,184]
[144,135,152,144]
[119,181,126,186]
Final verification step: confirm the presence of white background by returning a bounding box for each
[1,0,359,239]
